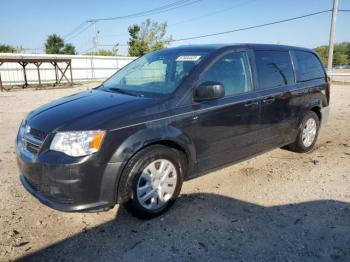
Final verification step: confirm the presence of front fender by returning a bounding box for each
[110,125,196,174]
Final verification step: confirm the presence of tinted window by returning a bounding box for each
[294,51,325,82]
[255,50,294,90]
[124,60,166,85]
[199,52,252,97]
[102,50,208,95]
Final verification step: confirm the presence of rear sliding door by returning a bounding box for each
[253,50,302,150]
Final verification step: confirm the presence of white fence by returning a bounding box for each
[328,69,350,83]
[0,53,136,86]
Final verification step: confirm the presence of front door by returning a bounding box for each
[191,50,261,172]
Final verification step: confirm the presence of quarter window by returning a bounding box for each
[294,51,325,82]
[255,50,294,90]
[199,51,252,97]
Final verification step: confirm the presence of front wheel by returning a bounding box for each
[285,111,320,153]
[121,145,185,219]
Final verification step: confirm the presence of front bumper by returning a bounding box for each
[16,138,123,212]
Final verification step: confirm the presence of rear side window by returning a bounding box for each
[293,51,325,82]
[255,50,294,90]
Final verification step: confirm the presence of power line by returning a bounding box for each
[98,0,257,40]
[100,32,125,39]
[87,0,201,22]
[63,21,87,39]
[95,9,350,50]
[62,1,197,44]
[65,0,201,52]
[65,23,92,42]
[172,9,333,42]
[75,8,350,54]
[169,0,259,27]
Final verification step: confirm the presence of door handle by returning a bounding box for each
[262,97,275,104]
[244,101,259,108]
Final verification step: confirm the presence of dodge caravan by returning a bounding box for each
[16,44,330,218]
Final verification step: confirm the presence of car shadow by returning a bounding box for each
[18,194,350,261]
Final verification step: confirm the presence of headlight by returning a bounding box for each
[50,130,105,157]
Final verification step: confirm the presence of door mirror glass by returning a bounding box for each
[194,81,225,101]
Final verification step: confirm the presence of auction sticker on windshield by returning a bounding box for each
[176,55,201,61]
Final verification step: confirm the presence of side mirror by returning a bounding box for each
[194,81,225,101]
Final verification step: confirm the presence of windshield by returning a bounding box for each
[100,49,209,96]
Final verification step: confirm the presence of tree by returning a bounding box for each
[315,42,350,66]
[333,51,348,65]
[315,45,328,65]
[127,19,172,56]
[62,43,76,55]
[45,34,64,54]
[0,44,16,53]
[45,34,77,55]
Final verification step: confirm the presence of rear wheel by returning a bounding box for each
[121,145,185,219]
[285,111,320,153]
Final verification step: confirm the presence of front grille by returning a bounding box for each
[21,125,47,154]
[25,140,41,154]
[29,127,47,141]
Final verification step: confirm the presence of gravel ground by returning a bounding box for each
[0,83,350,262]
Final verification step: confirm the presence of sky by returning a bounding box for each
[0,0,349,55]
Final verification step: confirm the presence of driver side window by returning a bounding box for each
[199,51,253,97]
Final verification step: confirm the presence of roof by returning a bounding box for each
[168,43,313,53]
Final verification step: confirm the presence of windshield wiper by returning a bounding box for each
[107,87,141,97]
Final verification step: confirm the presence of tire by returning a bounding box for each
[120,145,185,219]
[285,111,320,153]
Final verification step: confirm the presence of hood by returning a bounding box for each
[27,89,160,132]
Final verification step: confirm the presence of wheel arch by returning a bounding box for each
[111,126,196,203]
[310,106,322,122]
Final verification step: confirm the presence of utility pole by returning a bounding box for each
[327,0,339,72]
[87,19,99,79]
[90,20,99,53]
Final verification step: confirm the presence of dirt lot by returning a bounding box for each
[0,83,350,262]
